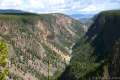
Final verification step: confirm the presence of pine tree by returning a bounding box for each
[0,40,9,80]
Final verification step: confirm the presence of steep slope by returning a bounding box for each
[86,10,120,60]
[84,10,120,79]
[86,10,120,79]
[108,39,120,78]
[59,10,120,80]
[0,13,84,80]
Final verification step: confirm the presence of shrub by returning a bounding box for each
[0,40,9,80]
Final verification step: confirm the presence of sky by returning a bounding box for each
[0,0,120,15]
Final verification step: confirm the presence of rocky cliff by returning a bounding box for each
[85,10,120,79]
[0,13,84,80]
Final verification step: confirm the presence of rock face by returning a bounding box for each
[109,39,120,78]
[86,10,120,59]
[0,13,84,80]
[86,10,120,79]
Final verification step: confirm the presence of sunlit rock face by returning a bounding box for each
[0,13,84,80]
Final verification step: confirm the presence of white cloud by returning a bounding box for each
[77,0,120,14]
[0,0,23,9]
[27,0,45,8]
[81,5,97,12]
[80,4,106,14]
[0,0,120,14]
[47,0,65,5]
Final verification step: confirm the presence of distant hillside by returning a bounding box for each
[0,9,37,16]
[71,14,94,20]
[0,9,26,13]
[0,12,84,80]
[71,14,94,29]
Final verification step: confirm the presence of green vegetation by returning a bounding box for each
[10,73,24,80]
[0,40,9,80]
[39,14,56,24]
[71,39,100,79]
[41,43,61,65]
[26,65,47,80]
[59,38,101,80]
[71,21,84,36]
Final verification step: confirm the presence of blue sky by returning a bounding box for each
[0,0,120,14]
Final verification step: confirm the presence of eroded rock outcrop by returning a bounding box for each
[0,13,84,80]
